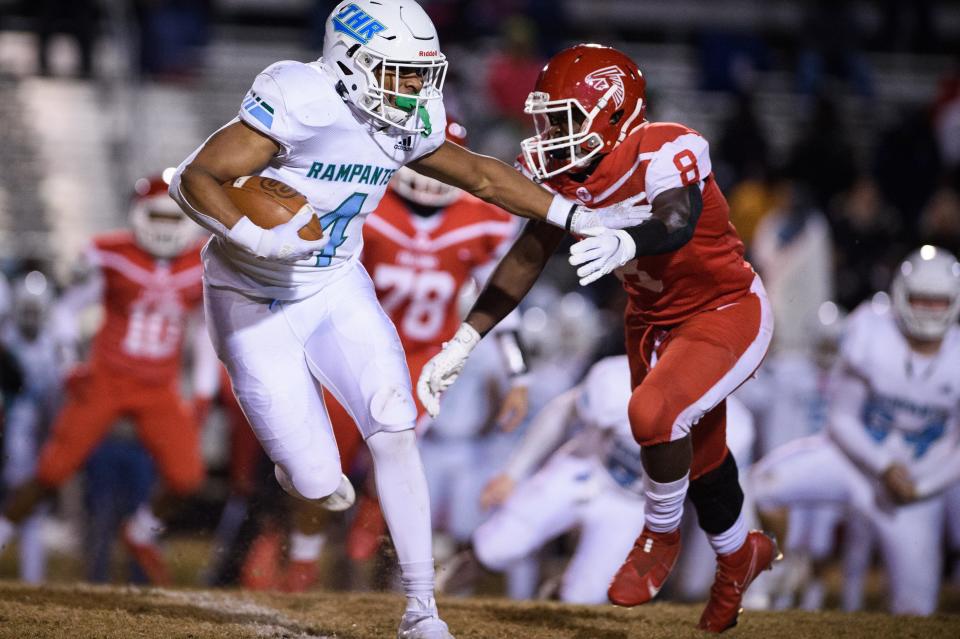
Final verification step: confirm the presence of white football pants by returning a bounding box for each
[752,435,945,615]
[473,454,645,604]
[204,262,417,500]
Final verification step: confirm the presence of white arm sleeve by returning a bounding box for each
[826,363,893,476]
[914,441,960,498]
[502,387,579,479]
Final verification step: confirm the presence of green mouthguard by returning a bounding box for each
[394,96,432,137]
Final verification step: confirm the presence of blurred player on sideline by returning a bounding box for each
[285,119,530,590]
[168,1,629,634]
[0,173,218,585]
[420,43,777,632]
[0,273,70,582]
[472,355,643,604]
[753,246,960,615]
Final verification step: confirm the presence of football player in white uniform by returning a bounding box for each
[471,356,644,604]
[0,275,69,583]
[169,2,628,635]
[752,246,960,615]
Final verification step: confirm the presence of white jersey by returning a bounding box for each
[176,60,447,301]
[831,303,960,495]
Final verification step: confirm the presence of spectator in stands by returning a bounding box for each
[874,107,942,226]
[919,182,960,257]
[828,176,905,310]
[796,0,873,97]
[751,170,834,355]
[787,97,857,210]
[134,0,211,78]
[34,0,98,78]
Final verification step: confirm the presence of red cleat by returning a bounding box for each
[283,559,320,593]
[698,531,781,633]
[607,527,681,606]
[346,494,387,561]
[121,523,173,586]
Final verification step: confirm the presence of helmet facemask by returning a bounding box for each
[352,49,447,134]
[521,92,605,181]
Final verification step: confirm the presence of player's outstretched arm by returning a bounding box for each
[416,220,564,416]
[410,141,575,226]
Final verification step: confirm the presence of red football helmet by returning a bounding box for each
[521,44,646,180]
[392,119,469,208]
[130,169,197,258]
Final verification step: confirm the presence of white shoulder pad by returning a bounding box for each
[645,132,712,202]
[239,61,340,149]
[406,98,448,162]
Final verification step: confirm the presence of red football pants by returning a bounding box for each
[36,366,203,495]
[625,277,772,479]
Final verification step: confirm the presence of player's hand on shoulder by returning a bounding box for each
[881,463,917,504]
[568,227,637,286]
[227,206,329,263]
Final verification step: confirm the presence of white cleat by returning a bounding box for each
[397,598,454,639]
[318,473,356,512]
[274,465,356,511]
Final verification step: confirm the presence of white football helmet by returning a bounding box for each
[11,271,53,340]
[323,0,447,134]
[130,172,197,258]
[891,245,960,341]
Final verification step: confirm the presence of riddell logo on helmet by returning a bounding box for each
[419,50,439,57]
[584,66,626,109]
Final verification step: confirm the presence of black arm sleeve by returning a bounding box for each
[624,185,703,256]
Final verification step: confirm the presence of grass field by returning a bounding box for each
[1,581,959,639]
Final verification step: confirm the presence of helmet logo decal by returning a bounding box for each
[333,3,387,44]
[585,65,626,108]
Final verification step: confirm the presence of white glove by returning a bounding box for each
[568,227,637,286]
[545,193,652,233]
[226,207,329,262]
[416,323,481,417]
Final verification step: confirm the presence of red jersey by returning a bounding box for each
[542,122,755,326]
[85,231,204,383]
[363,188,517,354]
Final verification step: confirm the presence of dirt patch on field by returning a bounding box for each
[0,581,957,639]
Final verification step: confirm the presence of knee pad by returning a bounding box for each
[628,385,672,446]
[369,385,417,431]
[687,452,744,535]
[274,461,342,502]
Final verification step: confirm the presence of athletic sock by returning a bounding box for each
[707,510,748,556]
[126,503,164,545]
[643,473,689,533]
[289,532,326,563]
[0,516,15,549]
[366,430,435,601]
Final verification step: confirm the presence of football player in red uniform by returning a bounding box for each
[0,174,217,585]
[284,121,532,590]
[419,45,777,632]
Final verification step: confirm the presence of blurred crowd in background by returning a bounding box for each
[0,0,959,614]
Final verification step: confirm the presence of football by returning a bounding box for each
[221,176,323,240]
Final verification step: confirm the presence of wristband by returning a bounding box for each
[226,216,266,256]
[546,194,577,231]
